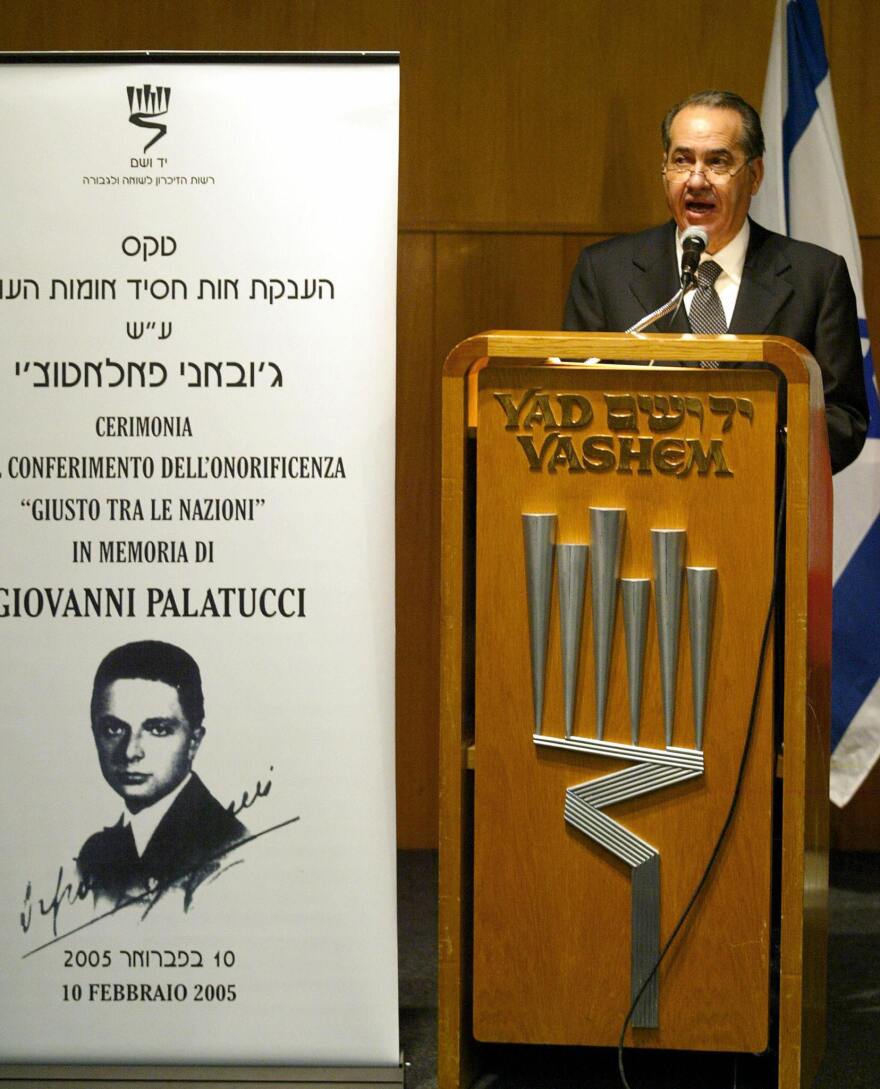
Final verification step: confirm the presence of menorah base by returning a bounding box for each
[556,739,703,1031]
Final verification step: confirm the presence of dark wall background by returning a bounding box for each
[4,0,878,848]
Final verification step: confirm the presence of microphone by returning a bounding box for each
[623,225,710,336]
[680,226,708,287]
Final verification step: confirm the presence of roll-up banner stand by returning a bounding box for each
[0,53,401,1088]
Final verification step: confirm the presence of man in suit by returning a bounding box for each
[77,640,246,903]
[564,89,868,474]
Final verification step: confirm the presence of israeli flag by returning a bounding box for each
[752,0,880,806]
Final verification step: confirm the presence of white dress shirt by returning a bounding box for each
[125,772,193,856]
[676,219,750,329]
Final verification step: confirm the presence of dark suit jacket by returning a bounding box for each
[77,773,246,902]
[563,218,868,473]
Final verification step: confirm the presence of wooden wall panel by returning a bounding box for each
[0,0,872,236]
[0,1,402,52]
[396,232,440,848]
[434,233,565,364]
[400,0,775,231]
[828,0,880,235]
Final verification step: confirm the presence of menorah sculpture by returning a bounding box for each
[523,509,717,1028]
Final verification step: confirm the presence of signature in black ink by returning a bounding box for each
[227,765,274,818]
[20,868,92,937]
[137,856,246,919]
[21,815,300,959]
[20,768,287,952]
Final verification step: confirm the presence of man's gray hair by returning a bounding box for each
[661,90,765,161]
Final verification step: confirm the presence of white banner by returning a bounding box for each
[0,56,399,1066]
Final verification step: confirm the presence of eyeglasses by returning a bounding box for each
[662,159,753,182]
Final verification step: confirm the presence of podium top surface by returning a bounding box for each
[442,330,821,389]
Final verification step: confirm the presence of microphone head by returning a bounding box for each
[682,226,709,251]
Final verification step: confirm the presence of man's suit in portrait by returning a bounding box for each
[563,218,869,474]
[77,774,246,902]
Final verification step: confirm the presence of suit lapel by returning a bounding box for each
[729,219,794,334]
[140,776,201,877]
[622,219,795,336]
[100,819,138,868]
[630,221,691,333]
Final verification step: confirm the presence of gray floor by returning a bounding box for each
[398,851,880,1089]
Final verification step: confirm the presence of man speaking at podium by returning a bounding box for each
[563,89,868,473]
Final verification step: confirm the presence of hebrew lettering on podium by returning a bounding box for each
[521,511,717,1028]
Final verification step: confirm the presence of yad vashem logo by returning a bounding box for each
[126,83,171,152]
[522,508,717,1028]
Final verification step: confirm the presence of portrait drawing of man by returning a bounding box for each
[77,640,246,902]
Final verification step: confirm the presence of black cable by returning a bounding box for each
[615,456,788,1089]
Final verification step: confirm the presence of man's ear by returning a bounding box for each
[750,156,765,195]
[188,725,205,761]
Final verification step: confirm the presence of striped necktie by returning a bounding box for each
[689,260,726,368]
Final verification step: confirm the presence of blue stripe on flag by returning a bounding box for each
[782,0,830,229]
[865,349,880,439]
[832,512,880,747]
[858,318,880,438]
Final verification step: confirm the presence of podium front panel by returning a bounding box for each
[471,364,779,1051]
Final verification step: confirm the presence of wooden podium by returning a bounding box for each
[439,333,832,1089]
